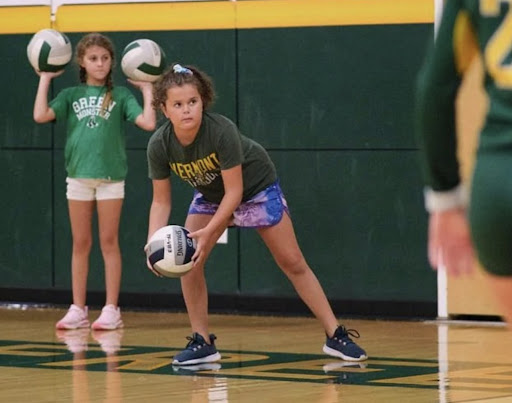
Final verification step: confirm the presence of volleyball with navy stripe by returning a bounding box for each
[121,39,166,82]
[27,29,72,72]
[146,225,196,278]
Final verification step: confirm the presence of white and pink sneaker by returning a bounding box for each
[56,304,90,330]
[91,305,123,330]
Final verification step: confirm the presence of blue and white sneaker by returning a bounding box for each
[172,333,221,366]
[323,325,368,362]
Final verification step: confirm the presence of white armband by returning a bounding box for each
[424,184,468,213]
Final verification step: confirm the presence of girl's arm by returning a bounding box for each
[130,79,156,131]
[146,178,172,276]
[147,178,172,241]
[33,72,60,123]
[189,165,243,265]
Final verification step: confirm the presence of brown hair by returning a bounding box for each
[75,33,115,117]
[152,63,216,110]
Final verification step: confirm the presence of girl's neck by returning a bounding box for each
[175,128,198,146]
[86,79,106,86]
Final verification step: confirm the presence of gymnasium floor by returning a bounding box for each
[1,306,511,402]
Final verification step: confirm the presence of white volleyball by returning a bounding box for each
[121,39,166,82]
[146,225,196,278]
[27,29,72,72]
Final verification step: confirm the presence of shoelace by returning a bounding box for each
[337,326,361,344]
[184,334,203,350]
[184,333,216,350]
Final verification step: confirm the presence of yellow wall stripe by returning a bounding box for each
[0,6,52,34]
[54,2,236,33]
[1,0,434,35]
[236,0,434,29]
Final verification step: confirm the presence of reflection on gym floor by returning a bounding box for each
[1,306,511,402]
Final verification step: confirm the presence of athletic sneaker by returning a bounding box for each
[323,325,368,362]
[55,304,90,330]
[172,333,221,366]
[91,305,123,330]
[56,328,89,353]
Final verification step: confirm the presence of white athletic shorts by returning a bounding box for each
[66,177,125,201]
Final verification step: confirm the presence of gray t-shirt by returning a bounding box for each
[147,112,277,203]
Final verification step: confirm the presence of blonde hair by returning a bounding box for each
[75,33,115,117]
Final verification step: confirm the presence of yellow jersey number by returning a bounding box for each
[481,0,512,88]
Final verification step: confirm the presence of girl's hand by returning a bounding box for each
[187,227,217,268]
[144,243,163,277]
[127,79,153,91]
[428,209,475,276]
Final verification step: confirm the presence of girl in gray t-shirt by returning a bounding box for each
[146,63,367,366]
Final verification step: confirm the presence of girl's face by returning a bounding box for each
[80,45,112,85]
[161,83,203,138]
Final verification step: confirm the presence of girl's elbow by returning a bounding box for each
[33,113,46,123]
[34,110,53,123]
[137,119,156,132]
[234,189,243,205]
[145,122,157,131]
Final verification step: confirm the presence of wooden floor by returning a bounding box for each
[1,306,511,402]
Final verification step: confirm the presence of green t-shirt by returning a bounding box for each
[147,111,277,203]
[50,84,142,180]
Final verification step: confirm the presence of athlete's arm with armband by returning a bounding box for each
[415,0,476,276]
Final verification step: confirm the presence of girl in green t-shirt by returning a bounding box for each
[33,33,156,333]
[146,63,367,366]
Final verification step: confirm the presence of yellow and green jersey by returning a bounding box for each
[416,0,512,275]
[416,0,512,195]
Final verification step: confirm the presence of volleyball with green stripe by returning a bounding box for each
[121,39,166,82]
[27,29,72,72]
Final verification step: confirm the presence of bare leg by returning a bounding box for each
[68,200,95,308]
[97,198,123,307]
[181,214,217,342]
[257,213,339,337]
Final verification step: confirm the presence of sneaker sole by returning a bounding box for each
[91,321,124,331]
[172,352,221,366]
[55,321,90,330]
[323,345,368,362]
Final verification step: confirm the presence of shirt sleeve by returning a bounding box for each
[414,0,478,194]
[216,120,244,170]
[147,126,171,180]
[48,88,69,122]
[121,87,143,123]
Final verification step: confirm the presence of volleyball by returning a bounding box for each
[146,225,196,278]
[121,39,166,82]
[27,29,72,72]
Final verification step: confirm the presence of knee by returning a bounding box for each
[278,252,307,276]
[73,236,92,254]
[99,234,119,254]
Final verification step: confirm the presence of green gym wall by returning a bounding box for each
[0,0,435,317]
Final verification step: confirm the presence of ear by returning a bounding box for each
[160,103,169,119]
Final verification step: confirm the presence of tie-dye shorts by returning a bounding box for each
[188,181,289,228]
